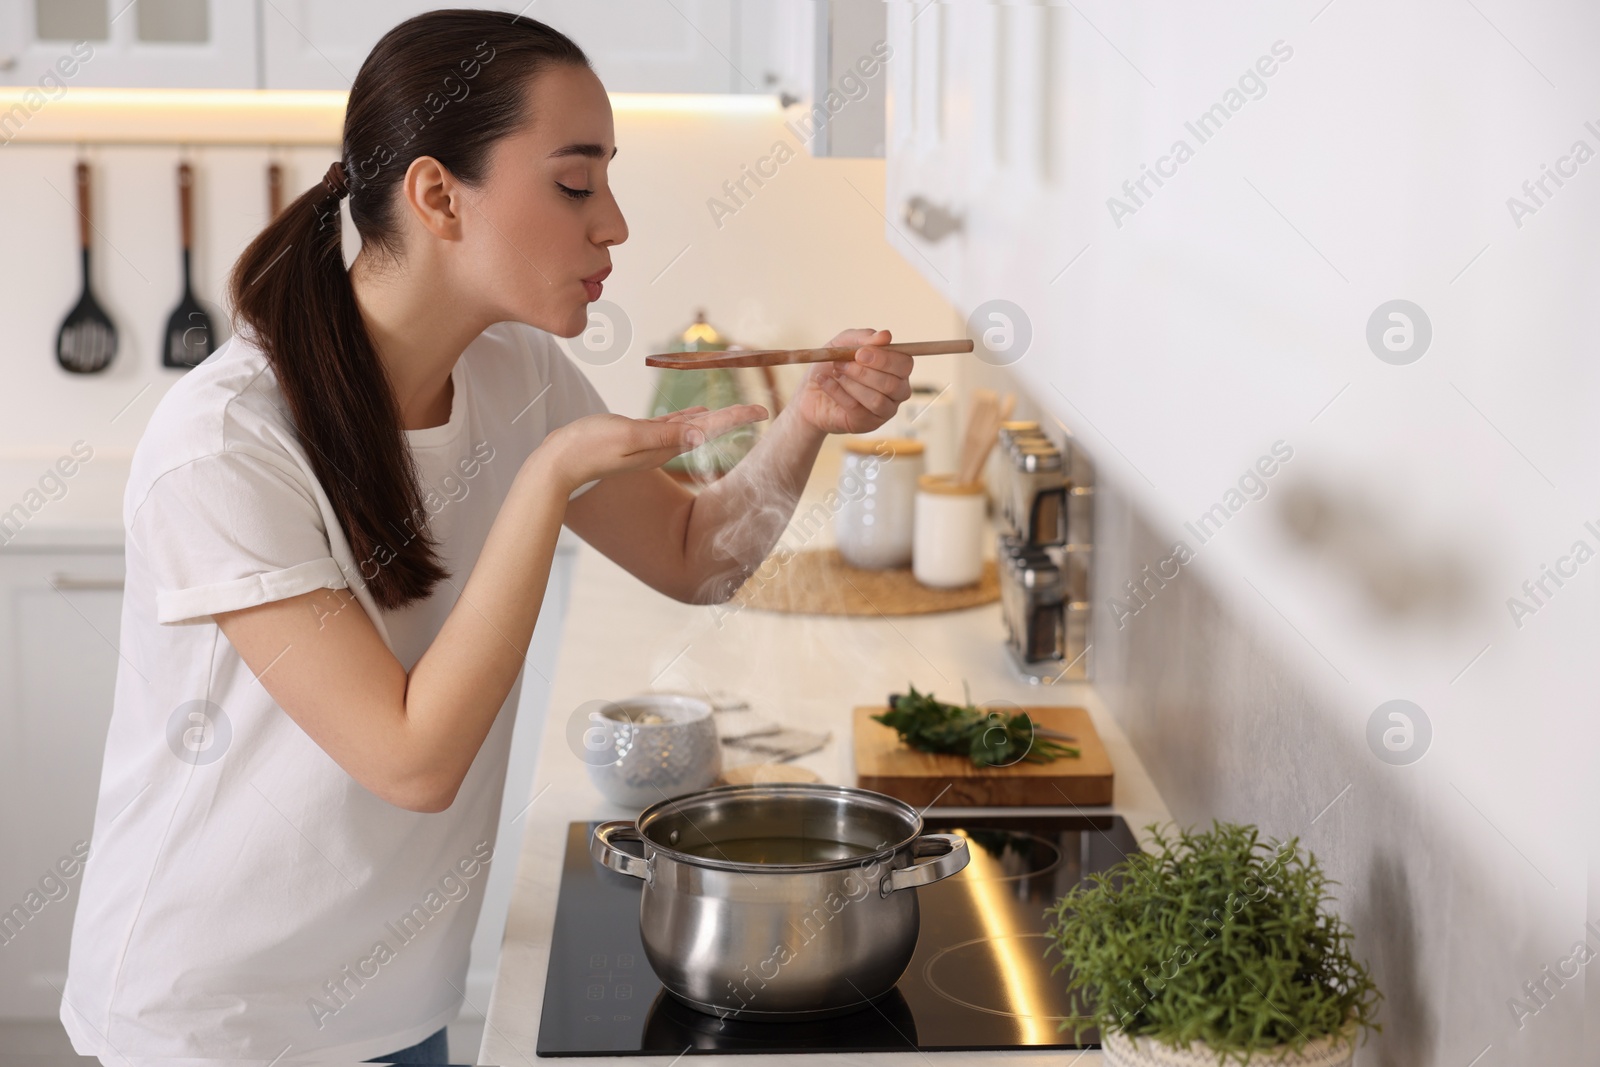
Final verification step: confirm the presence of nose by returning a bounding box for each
[595,185,628,248]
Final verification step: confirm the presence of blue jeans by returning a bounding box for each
[364,1025,449,1064]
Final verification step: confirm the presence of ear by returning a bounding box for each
[401,155,464,240]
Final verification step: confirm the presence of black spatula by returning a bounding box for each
[55,161,118,374]
[162,161,215,369]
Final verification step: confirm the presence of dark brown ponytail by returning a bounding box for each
[228,11,589,611]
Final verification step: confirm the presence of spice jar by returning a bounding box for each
[1013,442,1068,546]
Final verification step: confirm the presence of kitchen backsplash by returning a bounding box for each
[961,357,1580,1063]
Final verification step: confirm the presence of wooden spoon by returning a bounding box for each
[958,390,1016,487]
[957,390,999,486]
[646,337,973,370]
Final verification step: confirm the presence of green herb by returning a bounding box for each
[1044,821,1381,1063]
[875,683,1080,766]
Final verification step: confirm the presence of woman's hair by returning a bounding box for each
[229,10,589,610]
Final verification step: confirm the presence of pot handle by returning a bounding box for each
[883,833,969,895]
[590,821,650,881]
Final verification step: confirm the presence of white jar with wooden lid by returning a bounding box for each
[913,473,986,588]
[834,437,925,569]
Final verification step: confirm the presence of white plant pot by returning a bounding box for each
[1103,1025,1357,1067]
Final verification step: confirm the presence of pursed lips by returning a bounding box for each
[582,265,611,300]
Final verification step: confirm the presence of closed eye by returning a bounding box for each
[556,182,594,200]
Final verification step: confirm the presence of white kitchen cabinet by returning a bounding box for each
[0,0,259,89]
[883,1,1069,303]
[734,0,812,104]
[3,1,809,95]
[775,0,888,158]
[259,0,513,91]
[883,0,971,300]
[0,548,123,1019]
[464,534,578,1013]
[260,0,746,94]
[0,535,577,1021]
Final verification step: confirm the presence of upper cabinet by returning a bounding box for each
[0,0,260,88]
[1,0,835,98]
[261,0,745,94]
[883,0,969,302]
[796,0,888,158]
[884,0,1063,304]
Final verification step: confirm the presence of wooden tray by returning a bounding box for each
[732,548,998,616]
[853,705,1113,807]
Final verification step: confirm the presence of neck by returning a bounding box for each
[349,249,492,431]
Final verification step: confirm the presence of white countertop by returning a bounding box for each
[480,471,1171,1064]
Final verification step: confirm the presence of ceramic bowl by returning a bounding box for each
[585,693,722,807]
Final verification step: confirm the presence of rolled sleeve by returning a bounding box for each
[130,449,349,625]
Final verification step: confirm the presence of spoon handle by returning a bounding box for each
[646,338,974,370]
[178,161,194,253]
[75,161,90,251]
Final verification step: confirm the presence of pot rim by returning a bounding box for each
[632,782,927,874]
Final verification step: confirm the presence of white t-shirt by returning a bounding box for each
[60,321,609,1065]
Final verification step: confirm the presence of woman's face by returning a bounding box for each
[466,63,628,338]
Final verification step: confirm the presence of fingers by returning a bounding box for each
[819,372,899,420]
[622,403,769,460]
[839,358,912,402]
[683,403,770,441]
[829,327,891,350]
[853,342,914,382]
[627,420,705,460]
[648,405,711,422]
[808,359,843,384]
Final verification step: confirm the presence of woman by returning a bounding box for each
[59,10,913,1063]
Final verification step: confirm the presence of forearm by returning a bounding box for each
[219,409,764,814]
[398,452,570,806]
[677,402,827,602]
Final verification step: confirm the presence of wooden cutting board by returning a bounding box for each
[853,705,1114,807]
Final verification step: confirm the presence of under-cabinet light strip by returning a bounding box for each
[0,88,780,146]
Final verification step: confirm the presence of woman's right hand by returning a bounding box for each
[532,403,770,494]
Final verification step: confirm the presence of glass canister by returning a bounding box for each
[895,384,959,475]
[834,438,925,569]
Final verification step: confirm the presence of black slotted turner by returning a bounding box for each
[55,161,118,374]
[163,161,215,369]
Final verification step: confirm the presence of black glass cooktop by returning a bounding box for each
[535,813,1140,1056]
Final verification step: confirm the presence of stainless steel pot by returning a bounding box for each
[590,782,969,1021]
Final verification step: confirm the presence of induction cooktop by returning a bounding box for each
[534,813,1141,1056]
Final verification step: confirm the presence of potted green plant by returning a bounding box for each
[1045,821,1381,1066]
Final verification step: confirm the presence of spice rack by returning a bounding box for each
[995,421,1094,683]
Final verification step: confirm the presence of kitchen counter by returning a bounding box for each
[480,451,1172,1065]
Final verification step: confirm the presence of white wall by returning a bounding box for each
[894,2,1600,1062]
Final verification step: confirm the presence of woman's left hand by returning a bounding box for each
[791,328,914,435]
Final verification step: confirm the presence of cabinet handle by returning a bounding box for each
[903,196,963,243]
[50,573,125,591]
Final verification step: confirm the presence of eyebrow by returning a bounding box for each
[549,144,618,160]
